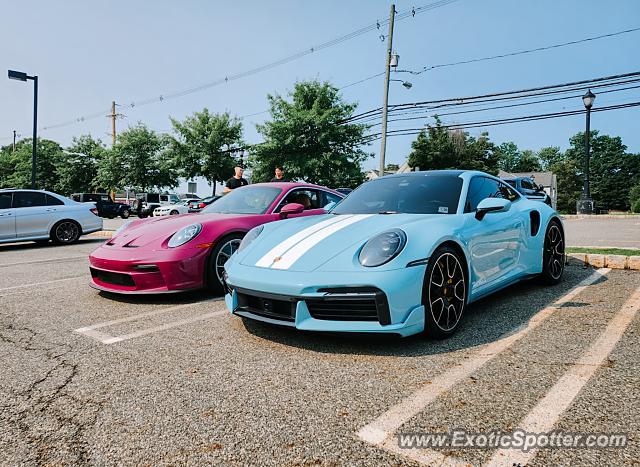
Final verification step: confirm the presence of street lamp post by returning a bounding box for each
[577,89,596,214]
[8,70,38,189]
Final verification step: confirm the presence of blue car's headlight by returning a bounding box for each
[168,223,202,248]
[359,229,407,267]
[238,225,263,252]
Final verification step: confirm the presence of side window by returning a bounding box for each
[14,192,47,208]
[277,189,320,212]
[322,191,343,207]
[498,182,520,201]
[520,179,535,190]
[464,177,505,213]
[0,192,12,209]
[45,194,64,206]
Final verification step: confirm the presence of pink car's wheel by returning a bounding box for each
[207,233,244,294]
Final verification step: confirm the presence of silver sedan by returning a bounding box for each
[0,189,103,245]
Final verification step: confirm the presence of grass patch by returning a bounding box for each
[567,247,640,256]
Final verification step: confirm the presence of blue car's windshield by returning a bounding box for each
[332,174,463,215]
[202,186,282,215]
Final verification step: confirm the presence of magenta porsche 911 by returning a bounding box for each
[88,182,343,294]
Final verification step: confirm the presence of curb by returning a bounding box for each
[567,253,640,270]
[88,231,114,238]
[562,214,640,220]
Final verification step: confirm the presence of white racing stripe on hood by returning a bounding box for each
[255,215,354,268]
[271,214,373,270]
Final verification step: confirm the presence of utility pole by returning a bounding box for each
[107,101,122,201]
[109,100,117,146]
[12,130,16,153]
[379,3,395,178]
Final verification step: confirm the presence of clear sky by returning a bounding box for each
[1,0,639,170]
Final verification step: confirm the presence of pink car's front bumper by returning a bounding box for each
[89,244,210,294]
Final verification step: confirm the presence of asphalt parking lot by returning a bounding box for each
[1,238,639,466]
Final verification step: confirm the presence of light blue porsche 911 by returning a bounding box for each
[223,170,565,338]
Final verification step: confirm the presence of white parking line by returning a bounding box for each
[102,310,226,344]
[486,282,640,467]
[357,268,611,464]
[75,299,225,344]
[75,299,221,332]
[0,276,85,293]
[0,256,87,268]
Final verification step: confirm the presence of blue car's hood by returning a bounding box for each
[238,213,453,272]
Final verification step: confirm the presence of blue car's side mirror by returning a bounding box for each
[475,197,511,220]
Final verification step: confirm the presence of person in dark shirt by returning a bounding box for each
[224,166,248,193]
[270,166,288,182]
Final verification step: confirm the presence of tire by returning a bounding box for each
[422,245,467,338]
[51,220,81,245]
[121,209,130,219]
[206,233,244,294]
[170,210,179,215]
[539,220,565,285]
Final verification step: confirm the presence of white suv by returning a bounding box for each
[0,189,103,245]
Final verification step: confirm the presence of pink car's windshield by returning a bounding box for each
[201,186,282,215]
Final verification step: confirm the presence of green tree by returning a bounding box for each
[96,148,125,194]
[56,135,106,195]
[0,138,64,190]
[495,142,541,172]
[250,80,369,187]
[495,142,520,172]
[516,150,542,172]
[538,146,564,170]
[550,158,582,213]
[111,124,178,192]
[408,118,498,174]
[168,109,243,195]
[566,131,640,211]
[630,183,640,213]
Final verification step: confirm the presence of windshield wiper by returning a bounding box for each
[378,210,399,214]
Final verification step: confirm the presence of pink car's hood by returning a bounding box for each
[108,212,261,249]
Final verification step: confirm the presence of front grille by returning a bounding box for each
[236,291,296,322]
[90,267,135,287]
[306,287,391,324]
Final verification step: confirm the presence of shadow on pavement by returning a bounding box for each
[239,260,608,357]
[96,289,218,306]
[0,237,106,252]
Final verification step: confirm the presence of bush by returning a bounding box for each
[630,184,640,211]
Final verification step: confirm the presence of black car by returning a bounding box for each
[502,177,552,206]
[70,193,131,219]
[188,195,221,213]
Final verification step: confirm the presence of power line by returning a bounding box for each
[413,26,640,73]
[124,0,460,109]
[359,81,640,126]
[343,71,640,123]
[360,100,640,142]
[3,0,458,140]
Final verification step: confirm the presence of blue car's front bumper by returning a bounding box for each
[224,262,427,337]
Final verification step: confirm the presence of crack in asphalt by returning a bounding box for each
[0,322,105,465]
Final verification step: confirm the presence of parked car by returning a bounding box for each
[153,198,199,217]
[88,183,344,294]
[224,170,565,338]
[0,189,103,245]
[503,177,552,206]
[133,193,180,218]
[71,193,131,219]
[188,195,221,213]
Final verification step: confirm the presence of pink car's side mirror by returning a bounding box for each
[279,203,304,218]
